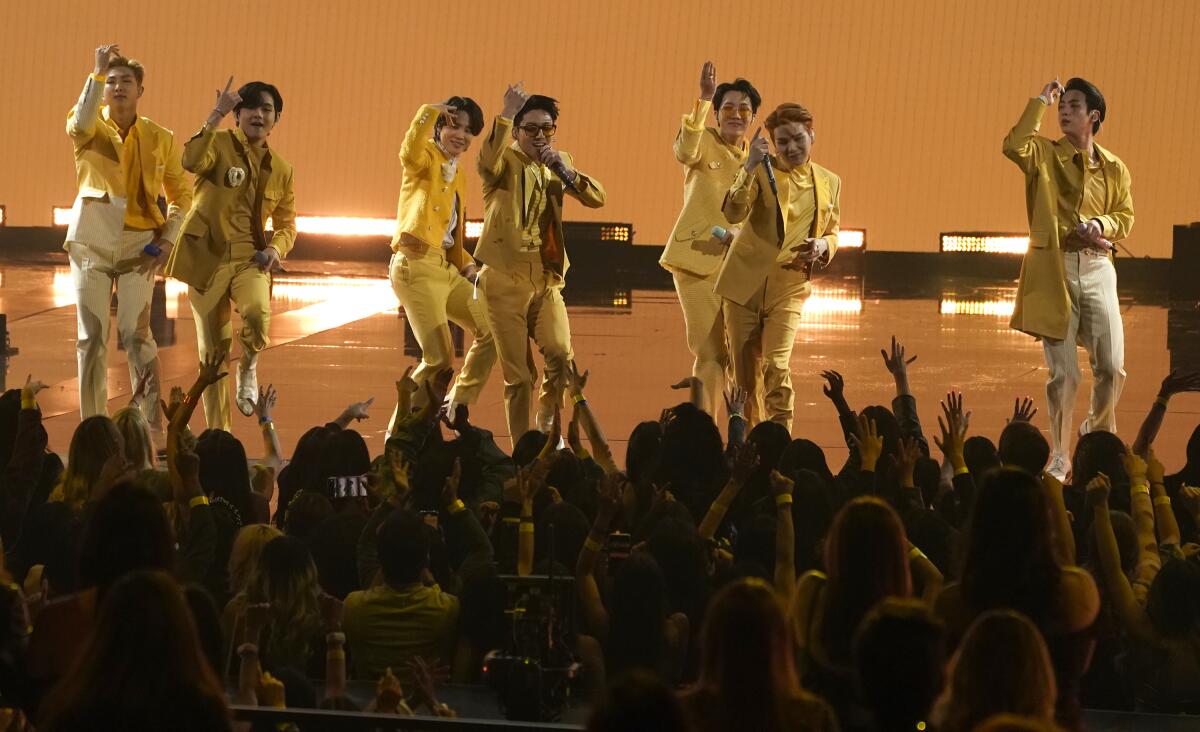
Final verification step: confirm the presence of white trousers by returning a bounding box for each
[1043,251,1125,460]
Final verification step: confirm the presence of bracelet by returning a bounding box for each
[909,546,927,561]
[237,643,259,656]
[519,523,535,534]
[259,417,274,427]
[572,395,588,407]
[1153,496,1172,507]
[326,631,346,644]
[447,499,466,515]
[188,495,210,508]
[327,648,346,660]
[91,72,107,83]
[774,494,793,507]
[1133,485,1151,496]
[729,412,745,422]
[583,537,603,553]
[954,465,970,476]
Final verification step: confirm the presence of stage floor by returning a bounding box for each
[3,253,1198,472]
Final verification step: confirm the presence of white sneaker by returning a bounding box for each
[235,359,258,417]
[1046,454,1070,482]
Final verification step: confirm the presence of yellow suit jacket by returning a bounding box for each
[714,158,841,307]
[64,73,192,248]
[391,104,473,270]
[474,116,606,278]
[1003,98,1134,340]
[165,125,296,291]
[661,99,746,277]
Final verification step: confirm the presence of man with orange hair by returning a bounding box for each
[64,44,192,424]
[715,102,841,430]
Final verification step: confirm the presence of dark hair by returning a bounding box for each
[276,426,335,526]
[38,571,230,732]
[183,584,225,681]
[964,436,1001,478]
[434,96,484,137]
[779,439,834,483]
[458,567,508,658]
[317,429,371,506]
[535,502,590,570]
[376,510,429,586]
[854,598,947,732]
[999,422,1050,476]
[234,81,283,116]
[961,468,1062,625]
[790,469,837,573]
[1064,77,1105,134]
[713,78,762,115]
[282,490,333,539]
[0,389,22,469]
[196,429,253,524]
[514,94,559,127]
[645,517,709,621]
[512,430,548,468]
[587,670,688,732]
[606,553,668,677]
[1145,557,1200,638]
[78,481,173,598]
[626,421,662,485]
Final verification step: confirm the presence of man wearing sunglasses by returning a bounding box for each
[662,62,761,421]
[475,83,606,446]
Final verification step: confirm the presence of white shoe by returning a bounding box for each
[1046,454,1070,482]
[1079,419,1090,438]
[235,360,258,417]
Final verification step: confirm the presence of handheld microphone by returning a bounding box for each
[549,160,581,195]
[761,156,779,198]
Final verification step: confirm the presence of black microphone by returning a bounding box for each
[761,156,779,198]
[549,160,581,195]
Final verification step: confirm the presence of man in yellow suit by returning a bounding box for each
[716,103,840,431]
[475,84,606,446]
[1003,77,1133,480]
[65,44,192,425]
[662,62,761,420]
[389,97,495,419]
[165,77,296,431]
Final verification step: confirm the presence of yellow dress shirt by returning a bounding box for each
[778,162,817,259]
[110,121,159,231]
[514,149,550,251]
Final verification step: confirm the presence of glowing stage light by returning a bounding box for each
[940,233,1029,254]
[465,219,484,240]
[838,229,865,249]
[290,216,394,237]
[53,207,74,227]
[0,205,6,226]
[939,298,1016,317]
[599,224,631,242]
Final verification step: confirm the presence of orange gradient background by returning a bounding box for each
[3,0,1199,255]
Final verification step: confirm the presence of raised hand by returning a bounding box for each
[897,436,922,488]
[93,44,120,76]
[880,335,917,376]
[258,671,286,709]
[1009,396,1038,423]
[1160,369,1200,398]
[724,384,749,417]
[1040,78,1064,105]
[851,414,884,472]
[730,441,760,484]
[198,350,229,386]
[1122,447,1148,484]
[254,384,277,422]
[1085,471,1112,509]
[933,391,971,469]
[213,75,241,119]
[375,667,405,714]
[501,81,529,120]
[565,360,589,398]
[94,451,135,500]
[819,370,845,402]
[700,60,717,101]
[344,396,374,422]
[768,469,794,502]
[538,406,562,462]
[1144,447,1166,486]
[745,127,769,172]
[22,374,49,402]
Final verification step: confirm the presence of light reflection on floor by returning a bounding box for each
[3,258,1198,473]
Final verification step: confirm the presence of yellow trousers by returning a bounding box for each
[187,242,270,432]
[723,267,809,432]
[67,229,161,424]
[389,245,496,419]
[479,259,572,447]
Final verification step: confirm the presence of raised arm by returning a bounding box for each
[576,473,623,639]
[566,361,618,474]
[700,442,756,540]
[400,103,453,172]
[1144,448,1181,547]
[182,76,241,175]
[66,44,120,142]
[769,470,796,598]
[1123,450,1162,606]
[478,83,526,183]
[1002,79,1060,173]
[1087,474,1159,643]
[723,130,768,224]
[1132,371,1200,455]
[673,62,717,166]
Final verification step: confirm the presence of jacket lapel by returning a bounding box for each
[812,169,830,237]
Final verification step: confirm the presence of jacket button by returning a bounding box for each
[433,205,440,211]
[441,186,448,192]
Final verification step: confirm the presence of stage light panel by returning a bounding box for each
[940,233,1029,254]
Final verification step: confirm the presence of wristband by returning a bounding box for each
[237,643,259,656]
[1153,496,1172,507]
[447,499,466,515]
[20,396,36,410]
[774,494,793,507]
[954,465,970,476]
[91,72,107,83]
[1132,484,1151,496]
[188,495,210,508]
[519,523,535,534]
[729,412,746,422]
[909,546,927,561]
[259,416,273,426]
[712,500,731,513]
[327,648,346,661]
[326,631,346,645]
[584,537,603,553]
[572,393,587,405]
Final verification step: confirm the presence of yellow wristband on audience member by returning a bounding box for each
[954,465,970,476]
[775,494,793,507]
[1153,496,1172,507]
[572,393,587,405]
[447,499,466,515]
[519,523,535,534]
[188,495,210,508]
[1132,484,1151,496]
[584,537,603,553]
[909,546,927,561]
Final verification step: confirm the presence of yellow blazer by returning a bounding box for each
[714,159,841,307]
[1003,98,1134,340]
[391,104,473,270]
[165,125,296,291]
[661,100,746,277]
[64,74,192,247]
[474,116,606,278]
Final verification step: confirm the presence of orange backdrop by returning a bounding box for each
[4,0,1199,255]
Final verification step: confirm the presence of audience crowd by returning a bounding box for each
[2,339,1200,731]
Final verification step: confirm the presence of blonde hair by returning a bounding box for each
[112,406,155,470]
[51,416,123,507]
[228,524,283,596]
